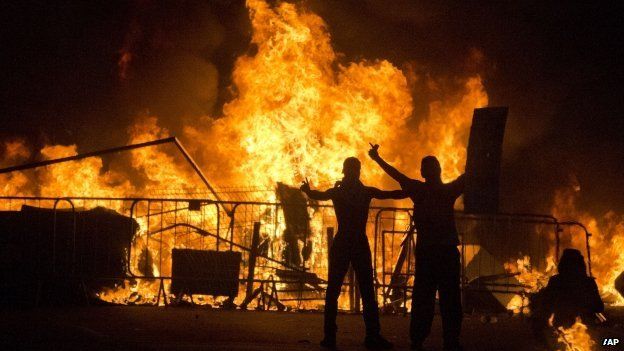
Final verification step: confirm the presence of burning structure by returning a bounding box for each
[0,1,622,350]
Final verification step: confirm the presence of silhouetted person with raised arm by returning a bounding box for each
[369,144,464,351]
[300,157,407,350]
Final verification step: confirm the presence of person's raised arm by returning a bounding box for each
[449,174,465,197]
[368,143,411,185]
[300,178,334,201]
[368,187,409,200]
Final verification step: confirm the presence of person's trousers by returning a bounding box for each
[410,245,462,348]
[324,237,380,337]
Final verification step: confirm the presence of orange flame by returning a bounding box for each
[551,316,595,351]
[0,0,489,305]
[186,0,487,190]
[553,182,624,305]
[0,140,32,197]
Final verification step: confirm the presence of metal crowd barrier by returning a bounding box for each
[0,196,592,314]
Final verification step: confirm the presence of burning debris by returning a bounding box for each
[276,182,313,267]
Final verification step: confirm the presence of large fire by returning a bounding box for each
[0,0,486,306]
[186,0,486,188]
[0,0,488,198]
[0,0,620,325]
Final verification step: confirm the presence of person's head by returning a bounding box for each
[557,248,587,277]
[342,157,361,180]
[421,156,441,181]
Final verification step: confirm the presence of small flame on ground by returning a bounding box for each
[550,315,595,351]
[504,255,557,312]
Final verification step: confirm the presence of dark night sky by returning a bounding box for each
[1,0,623,215]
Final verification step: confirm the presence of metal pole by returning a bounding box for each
[127,200,141,277]
[326,227,334,260]
[171,138,229,214]
[0,136,229,215]
[52,198,76,275]
[245,222,261,302]
[229,204,239,251]
[215,202,221,251]
[0,137,176,174]
[348,266,355,312]
[555,223,561,263]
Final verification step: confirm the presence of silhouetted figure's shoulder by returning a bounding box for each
[399,174,464,198]
[325,185,340,198]
[547,274,602,302]
[546,273,599,291]
[447,174,465,197]
[327,181,366,201]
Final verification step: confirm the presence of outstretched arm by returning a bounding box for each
[368,144,411,185]
[450,174,465,197]
[368,187,409,200]
[300,178,334,201]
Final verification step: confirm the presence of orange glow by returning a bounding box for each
[0,140,32,198]
[186,0,487,190]
[551,316,595,351]
[0,0,489,306]
[553,182,624,305]
[38,144,133,198]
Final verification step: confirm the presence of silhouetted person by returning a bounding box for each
[369,144,464,351]
[300,157,407,350]
[531,248,604,345]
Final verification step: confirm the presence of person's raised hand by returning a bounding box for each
[368,143,380,160]
[300,178,311,193]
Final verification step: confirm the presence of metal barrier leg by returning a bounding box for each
[348,267,355,312]
[157,278,168,306]
[245,222,261,304]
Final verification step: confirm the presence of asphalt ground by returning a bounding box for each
[1,306,624,350]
